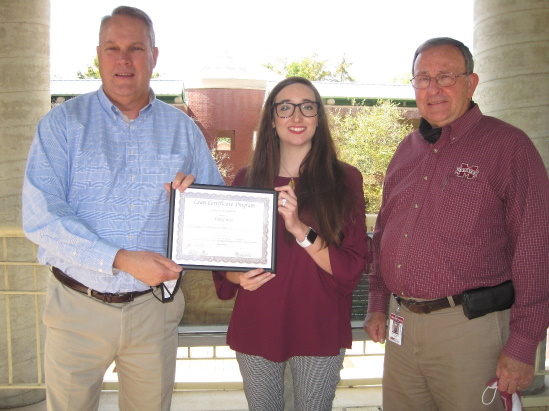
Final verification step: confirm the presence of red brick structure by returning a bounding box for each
[186,86,266,184]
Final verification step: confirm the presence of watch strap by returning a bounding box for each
[296,227,317,248]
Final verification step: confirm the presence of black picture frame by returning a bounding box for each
[167,184,278,272]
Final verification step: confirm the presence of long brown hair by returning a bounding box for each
[245,77,352,247]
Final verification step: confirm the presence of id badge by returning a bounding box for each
[388,313,404,345]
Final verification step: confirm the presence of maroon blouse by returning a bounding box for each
[213,163,368,362]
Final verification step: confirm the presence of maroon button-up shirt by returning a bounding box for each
[368,105,549,364]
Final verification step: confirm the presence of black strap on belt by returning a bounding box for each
[51,267,151,303]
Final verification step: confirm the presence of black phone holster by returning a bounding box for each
[462,280,515,320]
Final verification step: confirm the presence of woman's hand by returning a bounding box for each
[164,172,196,195]
[275,185,333,274]
[227,269,276,291]
[275,184,309,241]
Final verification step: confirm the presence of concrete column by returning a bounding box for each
[0,0,51,225]
[0,0,50,407]
[473,0,549,172]
[474,0,549,396]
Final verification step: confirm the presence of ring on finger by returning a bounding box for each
[281,198,287,207]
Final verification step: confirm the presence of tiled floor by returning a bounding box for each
[7,387,383,410]
[6,355,548,410]
[9,380,549,411]
[8,385,549,410]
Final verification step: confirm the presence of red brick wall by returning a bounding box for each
[186,88,266,184]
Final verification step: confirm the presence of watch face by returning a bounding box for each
[297,227,317,247]
[307,228,317,245]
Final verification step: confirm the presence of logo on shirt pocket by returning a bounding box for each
[455,163,479,179]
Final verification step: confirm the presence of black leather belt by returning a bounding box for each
[51,267,151,303]
[393,293,463,314]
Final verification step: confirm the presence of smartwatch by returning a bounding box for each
[296,227,317,248]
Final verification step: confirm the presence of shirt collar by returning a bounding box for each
[419,101,480,144]
[419,118,442,144]
[97,87,156,122]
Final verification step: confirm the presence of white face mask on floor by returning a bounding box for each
[482,378,523,411]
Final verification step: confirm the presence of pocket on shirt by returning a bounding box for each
[140,153,192,182]
[436,176,500,236]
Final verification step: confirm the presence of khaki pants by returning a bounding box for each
[43,275,185,411]
[383,297,509,411]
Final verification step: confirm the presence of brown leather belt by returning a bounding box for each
[51,267,151,303]
[393,293,463,314]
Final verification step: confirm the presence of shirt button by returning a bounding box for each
[423,176,428,181]
[413,204,419,208]
[130,149,135,155]
[130,204,134,210]
[433,148,438,153]
[397,264,402,269]
[404,233,409,238]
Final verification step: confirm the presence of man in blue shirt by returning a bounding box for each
[22,6,224,410]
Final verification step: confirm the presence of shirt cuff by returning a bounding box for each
[91,241,120,275]
[367,290,391,314]
[212,271,238,300]
[502,332,541,365]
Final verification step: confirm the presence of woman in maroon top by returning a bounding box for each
[213,77,368,410]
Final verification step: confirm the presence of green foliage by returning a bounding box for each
[77,56,160,79]
[264,54,355,82]
[77,56,101,79]
[331,100,413,213]
[390,72,413,85]
[333,56,355,82]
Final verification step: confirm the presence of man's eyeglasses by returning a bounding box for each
[274,102,319,118]
[410,72,469,89]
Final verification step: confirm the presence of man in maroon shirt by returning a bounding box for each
[364,37,549,410]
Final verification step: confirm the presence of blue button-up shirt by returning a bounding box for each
[23,87,224,293]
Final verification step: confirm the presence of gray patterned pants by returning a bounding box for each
[236,349,345,411]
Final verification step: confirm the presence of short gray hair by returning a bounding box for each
[99,6,155,48]
[412,37,474,75]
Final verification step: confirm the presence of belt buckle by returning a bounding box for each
[420,304,432,314]
[103,293,119,304]
[112,292,133,303]
[400,297,433,314]
[394,294,433,314]
[406,299,431,314]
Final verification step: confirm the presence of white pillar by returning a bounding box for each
[474,0,549,173]
[0,0,50,407]
[474,0,549,395]
[0,0,51,225]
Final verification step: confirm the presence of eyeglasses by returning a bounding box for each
[410,72,469,89]
[273,102,319,118]
[151,276,182,303]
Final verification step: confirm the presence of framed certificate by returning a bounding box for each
[167,184,278,272]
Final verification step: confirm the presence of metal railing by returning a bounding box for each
[0,227,46,392]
